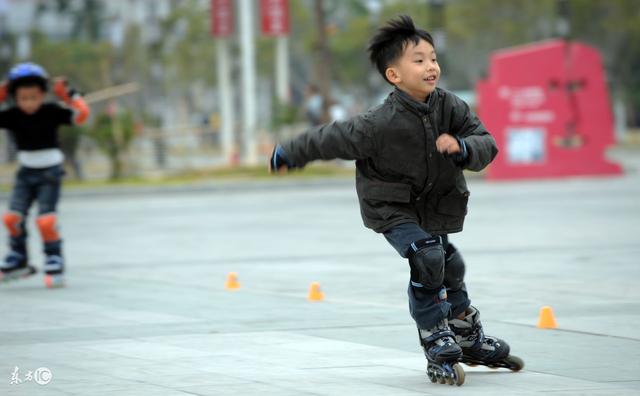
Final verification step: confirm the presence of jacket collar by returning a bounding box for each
[392,87,436,115]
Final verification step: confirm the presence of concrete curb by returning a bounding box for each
[0,177,356,200]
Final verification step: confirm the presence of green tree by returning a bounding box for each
[36,0,105,42]
[327,3,371,87]
[92,111,136,180]
[445,0,557,88]
[157,2,217,89]
[29,31,113,92]
[443,0,640,124]
[568,0,640,125]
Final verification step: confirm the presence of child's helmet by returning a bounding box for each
[7,62,49,95]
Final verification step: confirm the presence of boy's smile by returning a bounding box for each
[385,39,440,102]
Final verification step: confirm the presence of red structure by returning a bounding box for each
[477,40,622,180]
[211,0,234,37]
[260,0,290,36]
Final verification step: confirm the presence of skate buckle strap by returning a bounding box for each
[422,328,456,344]
[2,251,26,270]
[410,236,443,253]
[473,322,485,343]
[464,322,487,351]
[44,255,63,272]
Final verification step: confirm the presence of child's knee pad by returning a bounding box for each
[409,237,445,289]
[3,211,24,237]
[444,244,465,291]
[36,213,60,242]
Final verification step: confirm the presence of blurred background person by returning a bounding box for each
[0,62,89,288]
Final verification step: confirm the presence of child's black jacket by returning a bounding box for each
[282,87,498,234]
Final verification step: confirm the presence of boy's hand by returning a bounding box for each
[53,77,76,103]
[436,133,461,154]
[437,133,469,166]
[269,144,295,174]
[0,80,7,102]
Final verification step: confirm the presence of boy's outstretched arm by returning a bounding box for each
[53,77,90,125]
[0,81,9,128]
[448,96,498,172]
[270,113,377,173]
[0,80,7,103]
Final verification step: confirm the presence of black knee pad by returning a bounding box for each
[409,237,445,289]
[444,244,465,291]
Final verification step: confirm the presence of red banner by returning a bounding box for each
[260,0,289,36]
[211,0,234,37]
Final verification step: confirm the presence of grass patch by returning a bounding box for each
[0,163,355,191]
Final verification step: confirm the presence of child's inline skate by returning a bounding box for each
[43,254,65,288]
[449,306,524,371]
[418,318,465,386]
[0,250,36,283]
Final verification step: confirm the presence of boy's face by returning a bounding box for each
[385,39,440,102]
[15,86,45,114]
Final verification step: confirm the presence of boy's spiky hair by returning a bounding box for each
[367,15,435,84]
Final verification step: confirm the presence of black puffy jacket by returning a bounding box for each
[281,87,498,234]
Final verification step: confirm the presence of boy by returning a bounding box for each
[0,62,90,288]
[269,16,522,385]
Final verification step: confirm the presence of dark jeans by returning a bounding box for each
[7,165,64,255]
[383,222,470,329]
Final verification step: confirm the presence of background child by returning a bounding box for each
[269,16,522,385]
[0,62,89,288]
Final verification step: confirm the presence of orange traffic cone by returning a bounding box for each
[224,272,240,290]
[307,282,324,301]
[537,306,558,329]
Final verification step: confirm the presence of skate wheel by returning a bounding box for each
[505,355,524,371]
[44,274,65,289]
[453,363,465,386]
[427,370,437,383]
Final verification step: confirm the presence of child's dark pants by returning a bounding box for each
[383,222,470,329]
[5,165,64,257]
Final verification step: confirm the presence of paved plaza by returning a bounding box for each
[1,153,639,395]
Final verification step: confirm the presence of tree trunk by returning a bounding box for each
[313,0,332,123]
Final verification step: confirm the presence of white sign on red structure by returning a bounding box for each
[260,0,289,36]
[211,0,234,37]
